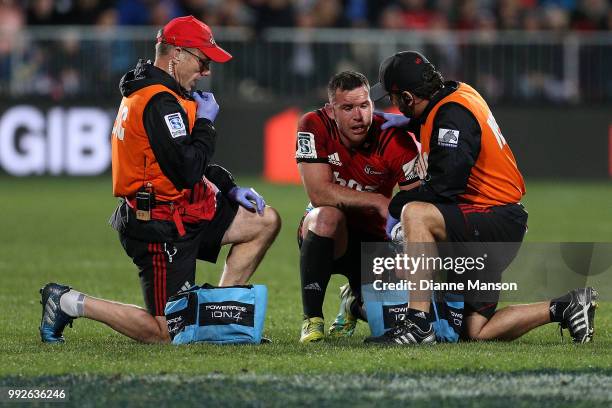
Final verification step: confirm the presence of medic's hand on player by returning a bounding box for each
[375,111,411,130]
[228,186,266,215]
[385,214,400,240]
[192,91,219,122]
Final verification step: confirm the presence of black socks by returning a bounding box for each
[407,308,432,330]
[300,231,334,318]
[549,292,571,322]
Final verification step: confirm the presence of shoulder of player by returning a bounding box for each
[299,109,331,127]
[298,108,337,140]
[372,125,416,157]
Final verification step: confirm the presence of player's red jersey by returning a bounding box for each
[296,108,419,238]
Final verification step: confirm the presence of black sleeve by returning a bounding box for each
[204,164,237,194]
[389,103,481,218]
[143,92,217,190]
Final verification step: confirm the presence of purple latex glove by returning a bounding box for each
[385,214,400,240]
[375,111,411,130]
[192,91,219,122]
[228,186,266,215]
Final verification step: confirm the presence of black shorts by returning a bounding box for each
[297,214,383,298]
[117,193,238,316]
[433,202,528,319]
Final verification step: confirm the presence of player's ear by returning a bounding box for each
[324,103,334,119]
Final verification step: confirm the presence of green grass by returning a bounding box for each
[1,177,611,406]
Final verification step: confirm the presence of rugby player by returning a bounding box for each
[296,71,420,343]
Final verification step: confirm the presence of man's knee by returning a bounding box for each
[304,206,346,237]
[401,201,445,237]
[261,206,281,239]
[463,313,491,341]
[140,316,171,344]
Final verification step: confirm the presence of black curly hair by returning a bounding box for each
[410,63,445,99]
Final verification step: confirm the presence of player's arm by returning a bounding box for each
[384,129,422,192]
[298,162,389,216]
[296,111,389,216]
[389,103,480,217]
[143,92,216,190]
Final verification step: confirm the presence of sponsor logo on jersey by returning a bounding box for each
[364,165,384,175]
[296,132,317,159]
[328,152,342,166]
[438,128,460,147]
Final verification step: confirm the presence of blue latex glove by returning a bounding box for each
[385,214,400,240]
[375,111,411,130]
[228,186,266,215]
[192,91,219,122]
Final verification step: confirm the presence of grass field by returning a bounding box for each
[1,177,611,407]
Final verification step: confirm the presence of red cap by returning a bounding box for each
[157,15,232,63]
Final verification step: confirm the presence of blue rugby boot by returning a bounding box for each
[39,283,74,343]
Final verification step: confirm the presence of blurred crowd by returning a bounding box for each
[0,0,608,31]
[0,0,610,103]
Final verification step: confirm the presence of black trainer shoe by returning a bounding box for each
[39,283,74,343]
[559,287,598,343]
[364,319,436,345]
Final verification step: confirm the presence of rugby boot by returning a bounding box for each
[300,317,324,343]
[364,319,436,345]
[559,287,598,343]
[39,283,73,343]
[328,284,358,337]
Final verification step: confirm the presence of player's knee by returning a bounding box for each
[308,206,345,237]
[262,206,282,238]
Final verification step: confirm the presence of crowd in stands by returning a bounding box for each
[0,0,608,32]
[0,0,610,103]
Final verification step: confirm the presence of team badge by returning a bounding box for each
[438,128,460,147]
[164,112,187,138]
[296,132,317,159]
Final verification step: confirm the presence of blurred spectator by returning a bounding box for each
[118,0,152,25]
[252,0,295,32]
[455,0,480,30]
[344,0,369,27]
[26,0,59,25]
[61,0,108,25]
[0,0,23,92]
[497,0,524,29]
[571,0,608,30]
[400,0,438,30]
[312,0,346,27]
[379,4,406,29]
